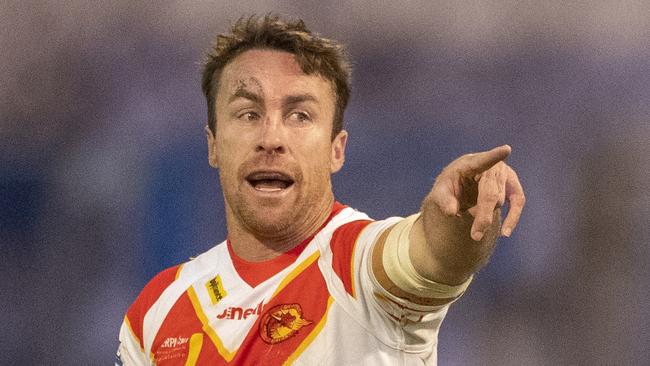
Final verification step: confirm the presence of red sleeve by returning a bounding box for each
[330,220,372,298]
[125,264,182,349]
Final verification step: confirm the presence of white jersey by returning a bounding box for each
[117,204,456,365]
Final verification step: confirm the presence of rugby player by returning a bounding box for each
[117,14,525,365]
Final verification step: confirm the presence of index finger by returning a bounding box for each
[461,145,512,176]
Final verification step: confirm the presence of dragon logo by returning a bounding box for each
[259,303,312,344]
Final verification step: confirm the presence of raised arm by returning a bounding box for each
[372,145,525,304]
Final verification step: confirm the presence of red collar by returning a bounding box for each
[227,201,346,287]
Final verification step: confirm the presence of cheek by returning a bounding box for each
[216,141,243,182]
[217,135,243,162]
[301,148,333,184]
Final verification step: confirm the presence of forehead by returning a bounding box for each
[217,49,335,103]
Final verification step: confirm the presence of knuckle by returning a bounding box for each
[430,192,453,210]
[474,216,491,228]
[431,184,448,200]
[484,169,496,177]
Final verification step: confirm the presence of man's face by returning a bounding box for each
[208,49,347,239]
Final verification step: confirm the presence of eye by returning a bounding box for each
[287,111,311,125]
[238,111,260,122]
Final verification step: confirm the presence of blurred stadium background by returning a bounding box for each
[2,1,649,364]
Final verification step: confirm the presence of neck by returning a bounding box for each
[227,197,335,262]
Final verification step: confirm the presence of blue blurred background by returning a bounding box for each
[2,1,649,364]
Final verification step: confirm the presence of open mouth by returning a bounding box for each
[245,171,295,192]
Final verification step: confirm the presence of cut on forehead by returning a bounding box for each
[220,49,310,84]
[217,50,293,94]
[231,76,264,101]
[217,50,335,104]
[225,79,264,105]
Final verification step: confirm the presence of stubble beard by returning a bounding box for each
[235,197,296,238]
[228,174,333,244]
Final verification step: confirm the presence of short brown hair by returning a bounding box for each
[201,14,351,138]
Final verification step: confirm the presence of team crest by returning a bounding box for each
[259,303,312,344]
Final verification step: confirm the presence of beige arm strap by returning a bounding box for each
[382,214,472,299]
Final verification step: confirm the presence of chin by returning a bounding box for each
[245,212,295,237]
[237,199,297,236]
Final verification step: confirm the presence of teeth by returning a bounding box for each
[246,171,294,194]
[249,178,292,193]
[255,186,282,192]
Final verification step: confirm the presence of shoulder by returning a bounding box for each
[323,207,402,297]
[123,264,183,350]
[328,207,402,248]
[125,241,229,324]
[325,206,402,257]
[129,242,228,315]
[322,205,374,255]
[140,265,184,302]
[130,265,183,315]
[121,241,228,353]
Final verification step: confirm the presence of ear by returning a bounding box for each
[330,130,348,173]
[206,125,219,169]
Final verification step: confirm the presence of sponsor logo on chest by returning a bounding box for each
[217,302,264,320]
[161,336,190,348]
[205,274,227,305]
[154,336,191,363]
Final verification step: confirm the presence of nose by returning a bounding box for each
[256,114,286,155]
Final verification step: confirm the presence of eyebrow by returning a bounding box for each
[283,94,318,107]
[228,88,263,105]
[228,91,319,107]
